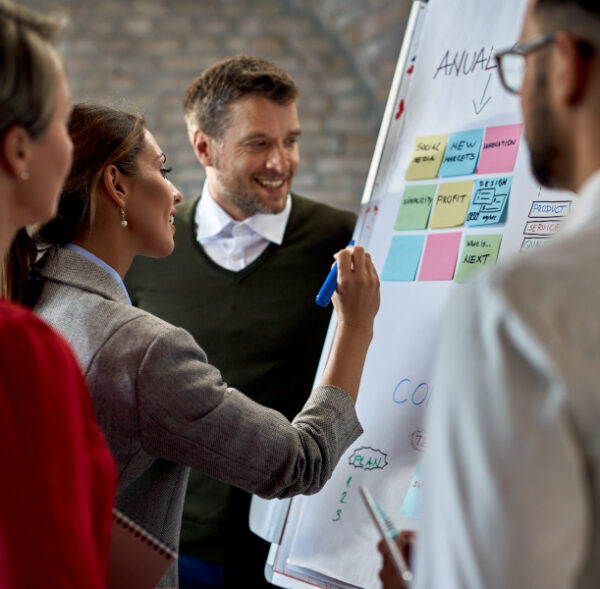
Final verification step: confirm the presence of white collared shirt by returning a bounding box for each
[194,183,292,271]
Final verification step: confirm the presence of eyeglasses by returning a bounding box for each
[495,33,556,94]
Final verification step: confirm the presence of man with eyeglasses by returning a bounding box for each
[379,0,600,587]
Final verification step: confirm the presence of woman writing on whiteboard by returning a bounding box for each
[7,102,380,587]
[0,2,116,587]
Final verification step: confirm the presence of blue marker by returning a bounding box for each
[315,240,355,307]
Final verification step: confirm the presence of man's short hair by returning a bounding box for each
[535,0,600,47]
[183,54,299,143]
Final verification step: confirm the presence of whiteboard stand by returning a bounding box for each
[249,2,429,587]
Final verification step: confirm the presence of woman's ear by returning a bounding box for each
[0,125,32,180]
[192,128,217,167]
[101,164,127,208]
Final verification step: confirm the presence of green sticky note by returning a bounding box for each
[454,234,503,283]
[394,185,436,230]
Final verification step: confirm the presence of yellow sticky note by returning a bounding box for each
[405,134,449,180]
[429,180,474,228]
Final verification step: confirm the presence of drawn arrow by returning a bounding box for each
[472,73,492,114]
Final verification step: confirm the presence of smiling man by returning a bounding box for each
[125,55,356,589]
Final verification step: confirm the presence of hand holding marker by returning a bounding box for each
[315,240,355,307]
[360,485,413,583]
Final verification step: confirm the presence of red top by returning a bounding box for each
[0,300,117,588]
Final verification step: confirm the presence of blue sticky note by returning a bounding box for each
[400,463,423,519]
[465,176,512,226]
[381,235,425,281]
[438,128,484,177]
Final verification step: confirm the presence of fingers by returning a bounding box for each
[377,538,407,589]
[334,246,353,277]
[396,530,415,564]
[334,245,370,277]
[332,245,380,322]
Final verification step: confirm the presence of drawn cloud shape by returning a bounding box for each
[348,446,388,470]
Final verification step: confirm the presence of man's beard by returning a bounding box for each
[214,153,289,215]
[526,57,567,189]
[224,182,287,216]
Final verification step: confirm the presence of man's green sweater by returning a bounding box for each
[125,193,356,587]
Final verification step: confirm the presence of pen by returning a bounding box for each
[315,240,355,307]
[359,485,413,583]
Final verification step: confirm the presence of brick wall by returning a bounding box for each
[28,0,411,212]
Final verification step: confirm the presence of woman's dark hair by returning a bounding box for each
[5,103,146,303]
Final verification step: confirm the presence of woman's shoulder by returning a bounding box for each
[104,300,197,350]
[0,300,82,377]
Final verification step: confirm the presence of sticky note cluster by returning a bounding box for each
[394,176,512,231]
[383,123,521,284]
[405,124,522,180]
[382,232,503,283]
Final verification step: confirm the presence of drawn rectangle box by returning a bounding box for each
[523,220,563,236]
[528,200,571,218]
[521,237,551,252]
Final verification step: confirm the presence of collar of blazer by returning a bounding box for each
[38,247,129,304]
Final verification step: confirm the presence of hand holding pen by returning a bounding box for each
[316,243,380,403]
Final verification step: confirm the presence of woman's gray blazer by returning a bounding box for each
[34,248,363,588]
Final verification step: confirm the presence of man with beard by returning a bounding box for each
[125,55,356,589]
[378,0,600,587]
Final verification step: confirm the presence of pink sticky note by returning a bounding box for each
[476,124,523,174]
[418,232,462,281]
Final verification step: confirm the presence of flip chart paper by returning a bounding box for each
[465,176,512,226]
[405,134,448,180]
[429,180,474,228]
[381,235,425,281]
[438,128,483,177]
[476,123,522,174]
[418,232,462,281]
[454,234,503,283]
[394,185,436,230]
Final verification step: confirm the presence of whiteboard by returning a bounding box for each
[264,0,574,587]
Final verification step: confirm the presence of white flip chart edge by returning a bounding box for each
[248,3,429,587]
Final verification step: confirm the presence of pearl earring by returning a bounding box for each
[20,171,29,181]
[120,207,128,228]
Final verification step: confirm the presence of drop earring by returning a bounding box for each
[20,171,29,181]
[120,207,128,228]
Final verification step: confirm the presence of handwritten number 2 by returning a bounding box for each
[340,491,347,504]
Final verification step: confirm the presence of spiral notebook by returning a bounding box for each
[108,508,178,589]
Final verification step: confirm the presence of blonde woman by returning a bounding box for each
[0,2,116,587]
